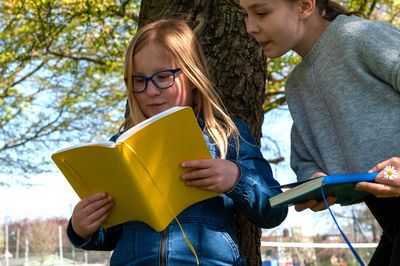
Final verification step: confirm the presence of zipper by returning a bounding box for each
[161,229,167,266]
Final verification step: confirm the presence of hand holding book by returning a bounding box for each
[355,157,400,198]
[269,172,378,209]
[71,193,114,241]
[284,158,400,211]
[294,195,337,212]
[181,159,240,193]
[294,171,336,212]
[269,171,379,266]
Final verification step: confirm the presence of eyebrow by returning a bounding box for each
[241,2,269,11]
[248,3,269,10]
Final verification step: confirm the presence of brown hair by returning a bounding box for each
[316,0,364,21]
[122,19,239,159]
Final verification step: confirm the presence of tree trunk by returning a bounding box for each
[138,1,266,264]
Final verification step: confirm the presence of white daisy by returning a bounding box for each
[383,165,398,180]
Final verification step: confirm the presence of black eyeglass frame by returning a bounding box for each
[126,68,182,93]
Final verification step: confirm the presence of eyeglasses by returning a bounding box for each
[126,68,182,93]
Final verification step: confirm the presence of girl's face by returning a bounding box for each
[240,0,303,58]
[132,43,193,118]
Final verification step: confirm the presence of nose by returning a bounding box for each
[245,16,259,36]
[145,80,161,96]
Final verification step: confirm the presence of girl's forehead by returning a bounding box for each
[138,42,174,59]
[133,46,177,72]
[240,0,274,8]
[134,43,166,60]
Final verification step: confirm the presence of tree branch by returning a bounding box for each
[47,51,107,65]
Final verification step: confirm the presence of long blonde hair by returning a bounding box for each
[123,19,239,159]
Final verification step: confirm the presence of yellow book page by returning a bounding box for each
[52,106,221,232]
[121,107,221,231]
[51,144,164,229]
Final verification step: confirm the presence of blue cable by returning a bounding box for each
[321,182,365,266]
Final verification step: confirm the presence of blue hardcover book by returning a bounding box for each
[269,173,378,208]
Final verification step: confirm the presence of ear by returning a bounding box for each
[297,0,316,19]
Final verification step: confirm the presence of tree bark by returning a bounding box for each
[138,1,266,264]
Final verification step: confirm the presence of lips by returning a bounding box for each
[148,102,165,107]
[258,41,270,48]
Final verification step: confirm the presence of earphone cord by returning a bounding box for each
[321,182,365,266]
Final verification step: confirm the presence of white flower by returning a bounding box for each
[383,165,398,180]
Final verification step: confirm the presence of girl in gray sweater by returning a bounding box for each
[240,0,400,265]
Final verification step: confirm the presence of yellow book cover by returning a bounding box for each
[51,106,220,232]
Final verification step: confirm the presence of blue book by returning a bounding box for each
[269,173,378,208]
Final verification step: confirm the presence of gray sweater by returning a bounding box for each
[286,15,400,180]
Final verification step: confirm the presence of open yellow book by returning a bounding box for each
[52,106,220,232]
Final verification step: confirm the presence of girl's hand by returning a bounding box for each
[71,192,114,240]
[295,196,337,212]
[355,157,400,197]
[180,159,240,193]
[295,172,337,212]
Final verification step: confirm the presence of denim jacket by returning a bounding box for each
[67,118,287,265]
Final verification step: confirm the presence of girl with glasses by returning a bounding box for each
[240,0,400,264]
[66,18,287,265]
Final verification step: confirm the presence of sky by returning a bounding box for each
[0,107,343,237]
[0,173,79,223]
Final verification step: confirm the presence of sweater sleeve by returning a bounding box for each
[225,119,288,228]
[290,123,324,181]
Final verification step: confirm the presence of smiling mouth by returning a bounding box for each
[149,103,165,107]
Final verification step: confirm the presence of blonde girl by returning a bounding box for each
[66,19,287,265]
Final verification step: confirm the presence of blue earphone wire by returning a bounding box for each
[320,181,365,266]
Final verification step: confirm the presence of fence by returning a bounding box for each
[260,241,377,265]
[1,223,378,266]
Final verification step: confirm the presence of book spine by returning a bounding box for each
[60,158,93,197]
[119,142,173,231]
[323,172,378,185]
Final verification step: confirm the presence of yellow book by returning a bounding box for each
[51,106,220,232]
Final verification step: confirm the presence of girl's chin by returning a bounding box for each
[262,47,288,59]
[146,105,168,116]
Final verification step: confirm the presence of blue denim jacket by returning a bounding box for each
[67,118,287,265]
